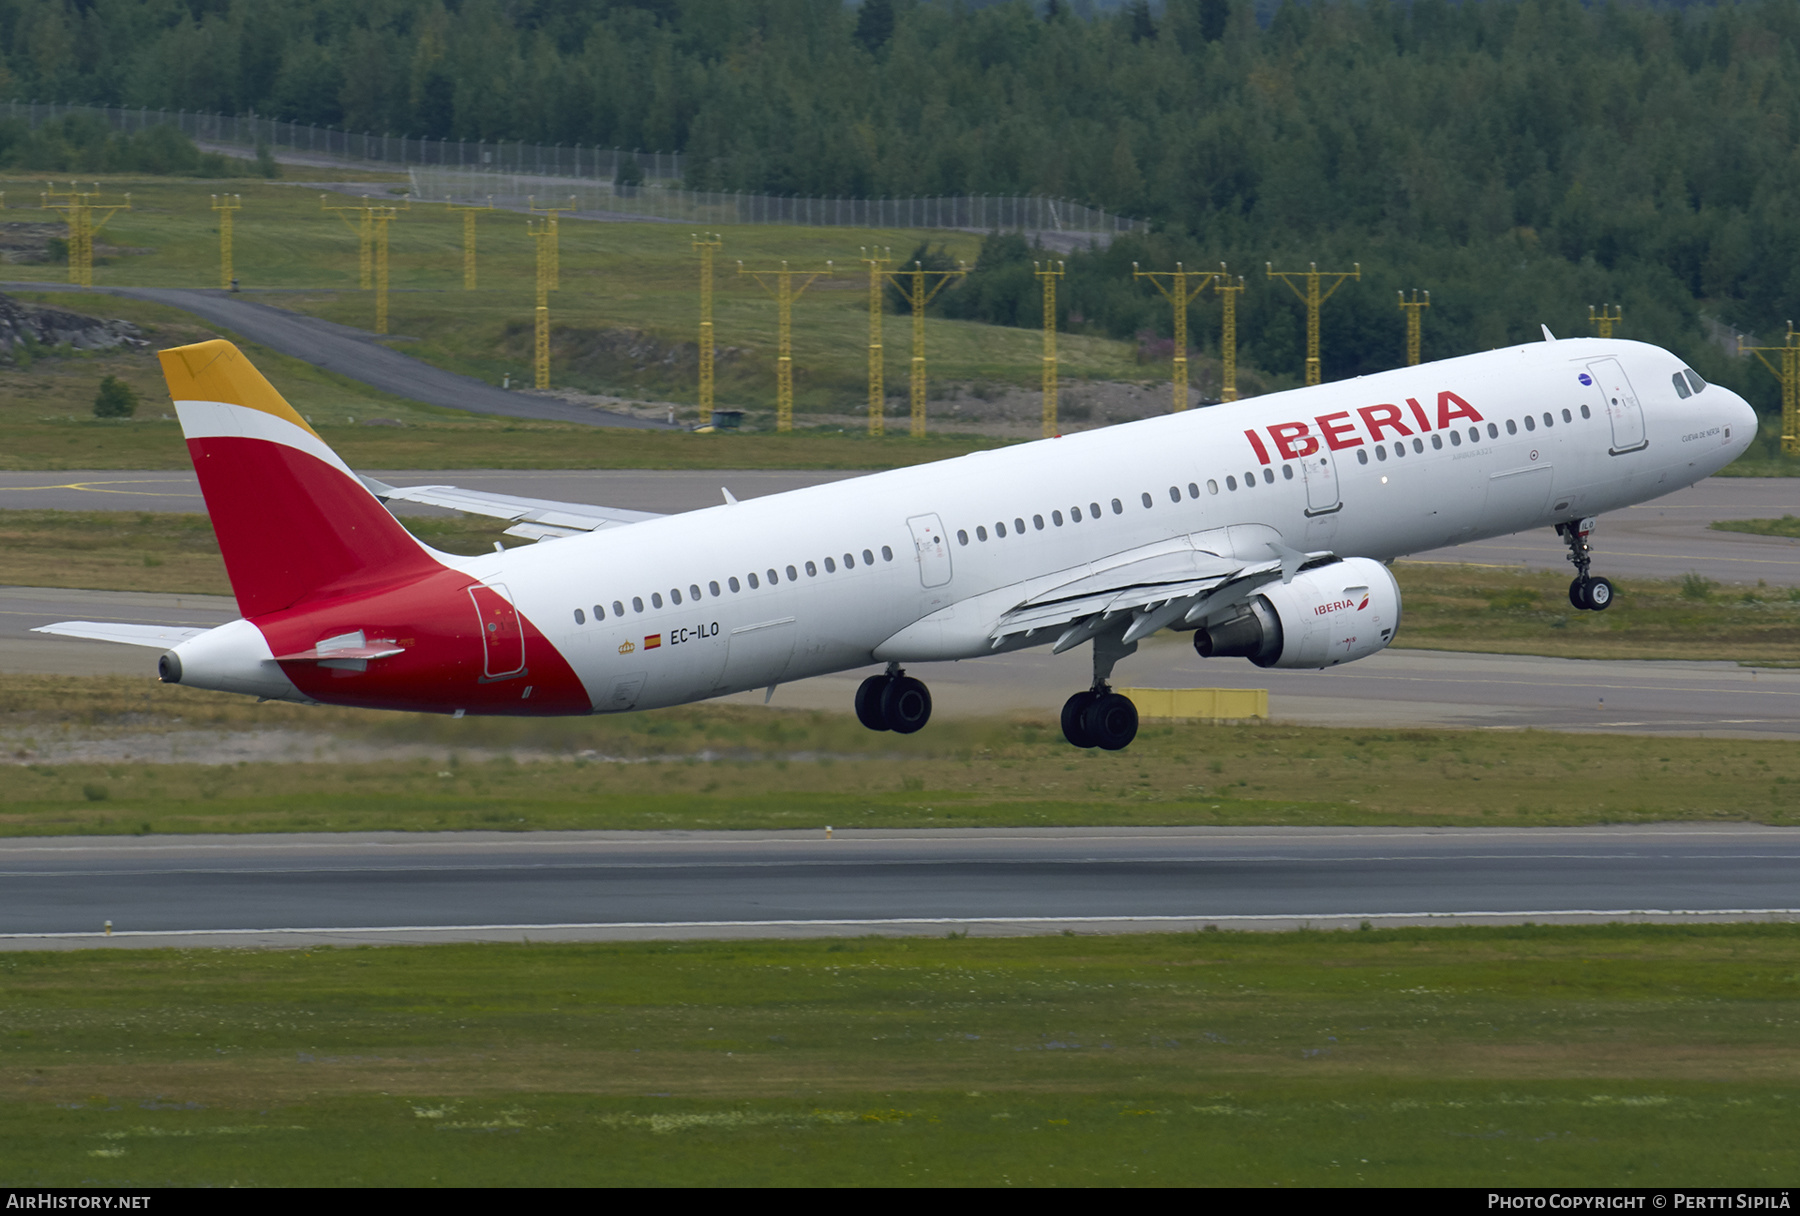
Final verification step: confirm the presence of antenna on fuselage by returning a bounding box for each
[1541,324,1557,342]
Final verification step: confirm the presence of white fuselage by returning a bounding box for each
[436,337,1755,713]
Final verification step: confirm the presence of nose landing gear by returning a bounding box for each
[854,664,933,734]
[1557,516,1616,612]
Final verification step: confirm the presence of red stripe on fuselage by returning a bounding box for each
[254,566,591,716]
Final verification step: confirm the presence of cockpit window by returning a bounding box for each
[1684,368,1707,394]
[1671,372,1692,399]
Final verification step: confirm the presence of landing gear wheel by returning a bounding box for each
[854,674,891,732]
[1061,691,1100,748]
[1082,692,1139,752]
[1569,577,1590,610]
[1585,576,1615,611]
[880,676,932,734]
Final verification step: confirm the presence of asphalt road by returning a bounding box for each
[3,282,671,429]
[3,825,1793,949]
[2,470,1793,584]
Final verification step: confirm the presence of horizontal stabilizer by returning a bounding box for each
[32,622,209,648]
[367,480,663,535]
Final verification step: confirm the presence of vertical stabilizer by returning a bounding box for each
[160,340,442,617]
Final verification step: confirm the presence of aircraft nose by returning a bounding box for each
[1724,389,1759,452]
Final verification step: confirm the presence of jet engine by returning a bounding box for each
[1193,557,1401,669]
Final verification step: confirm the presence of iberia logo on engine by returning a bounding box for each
[1316,595,1370,616]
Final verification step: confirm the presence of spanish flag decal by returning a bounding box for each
[644,634,662,650]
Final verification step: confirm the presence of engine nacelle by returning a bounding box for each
[1194,556,1401,669]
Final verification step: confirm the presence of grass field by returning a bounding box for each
[1715,516,1800,538]
[3,924,1795,1185]
[0,173,1147,415]
[3,675,1797,835]
[6,508,1796,661]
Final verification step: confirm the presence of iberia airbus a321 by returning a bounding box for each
[36,334,1755,750]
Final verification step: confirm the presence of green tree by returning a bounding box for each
[93,375,138,419]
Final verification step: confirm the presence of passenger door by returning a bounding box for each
[467,583,525,680]
[907,514,953,588]
[1586,358,1648,454]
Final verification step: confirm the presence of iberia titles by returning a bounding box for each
[1245,390,1484,463]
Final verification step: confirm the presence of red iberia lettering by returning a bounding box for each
[1357,403,1413,441]
[1437,390,1482,428]
[1266,421,1319,459]
[1405,397,1432,431]
[1244,429,1272,464]
[1315,411,1363,450]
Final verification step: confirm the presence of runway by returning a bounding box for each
[2,470,1793,584]
[4,825,1794,949]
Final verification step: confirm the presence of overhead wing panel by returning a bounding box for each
[364,478,664,535]
[32,622,209,648]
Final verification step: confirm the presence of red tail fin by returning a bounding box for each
[160,340,443,617]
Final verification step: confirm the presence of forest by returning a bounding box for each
[2,0,1799,409]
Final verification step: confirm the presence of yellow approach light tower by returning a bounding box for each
[1036,261,1065,438]
[1215,265,1245,402]
[693,234,723,419]
[884,259,968,438]
[448,199,494,291]
[1740,323,1799,456]
[1590,304,1622,339]
[42,182,130,288]
[1399,289,1430,366]
[528,218,556,390]
[739,260,833,433]
[860,247,892,436]
[211,194,241,289]
[528,196,576,291]
[1134,262,1223,411]
[322,195,375,289]
[1267,261,1360,386]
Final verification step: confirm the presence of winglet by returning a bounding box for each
[1541,324,1557,342]
[722,487,739,505]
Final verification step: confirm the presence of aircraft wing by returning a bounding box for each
[32,622,209,648]
[364,478,664,541]
[987,536,1334,652]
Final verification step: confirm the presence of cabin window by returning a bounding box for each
[709,581,721,597]
[1112,498,1124,514]
[1506,419,1518,435]
[863,549,876,565]
[1356,450,1369,466]
[1207,480,1219,495]
[652,592,664,608]
[804,561,816,577]
[995,522,1007,538]
[1282,465,1294,480]
[786,565,798,581]
[1487,423,1499,439]
[1412,438,1424,453]
[976,525,988,541]
[670,589,681,605]
[574,608,585,624]
[1393,442,1405,457]
[1562,408,1573,423]
[1263,467,1275,483]
[1376,445,1388,462]
[747,573,759,589]
[1033,514,1044,530]
[1541,413,1552,428]
[1090,502,1102,518]
[727,578,740,594]
[1523,416,1535,432]
[824,557,836,573]
[1686,369,1707,393]
[1226,475,1239,489]
[613,600,625,616]
[1071,506,1083,522]
[1432,434,1443,450]
[844,553,856,568]
[1188,482,1200,498]
[1015,517,1026,533]
[1242,472,1255,487]
[1169,486,1181,503]
[881,545,894,561]
[1052,510,1064,526]
[632,596,644,613]
[690,584,701,601]
[767,568,779,585]
[594,604,606,620]
[1142,492,1154,508]
[1580,405,1591,419]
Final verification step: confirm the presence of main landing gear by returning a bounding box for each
[855,664,932,734]
[1557,516,1616,612]
[1060,628,1140,751]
